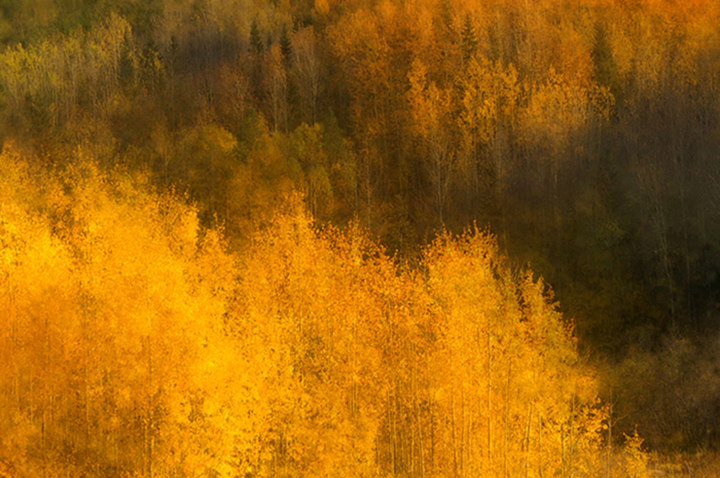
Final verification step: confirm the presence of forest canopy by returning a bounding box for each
[1,0,720,474]
[0,144,647,476]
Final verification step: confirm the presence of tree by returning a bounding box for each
[0,145,255,477]
[422,227,612,477]
[461,14,478,65]
[291,26,322,124]
[233,201,389,476]
[407,58,455,226]
[264,43,290,132]
[289,122,332,219]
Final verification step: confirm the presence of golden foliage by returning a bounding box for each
[8,0,715,471]
[0,145,247,477]
[0,146,648,475]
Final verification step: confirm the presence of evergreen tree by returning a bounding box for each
[249,19,263,54]
[280,24,292,63]
[461,14,478,65]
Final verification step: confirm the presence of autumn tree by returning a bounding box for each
[291,26,323,124]
[265,43,290,132]
[420,228,613,477]
[0,145,260,477]
[232,201,391,476]
[407,58,456,227]
[2,0,720,456]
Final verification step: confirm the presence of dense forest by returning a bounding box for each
[1,0,719,475]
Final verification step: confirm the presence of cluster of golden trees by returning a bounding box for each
[2,0,720,455]
[0,144,648,476]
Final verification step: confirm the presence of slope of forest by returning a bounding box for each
[1,0,719,474]
[0,147,648,476]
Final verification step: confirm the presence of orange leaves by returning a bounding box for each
[517,68,596,172]
[233,207,392,475]
[408,59,454,145]
[0,146,243,476]
[327,6,392,133]
[407,58,457,223]
[0,140,650,476]
[421,227,612,476]
[234,212,626,476]
[459,56,519,146]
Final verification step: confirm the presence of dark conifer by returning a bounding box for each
[280,25,292,63]
[461,14,478,65]
[250,19,263,54]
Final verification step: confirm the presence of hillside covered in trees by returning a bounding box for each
[1,151,648,476]
[1,0,720,475]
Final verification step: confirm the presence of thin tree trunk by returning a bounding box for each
[452,387,459,478]
[503,362,510,478]
[487,316,492,475]
[525,402,533,478]
[606,400,613,478]
[561,423,566,478]
[570,393,575,478]
[539,416,544,478]
[392,388,398,476]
